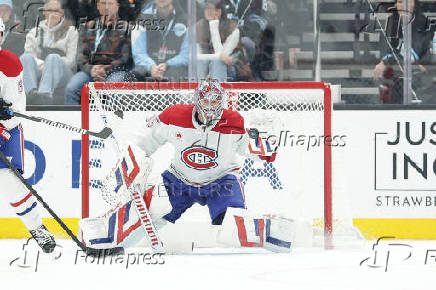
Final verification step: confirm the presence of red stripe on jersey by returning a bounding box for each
[10,192,32,207]
[158,104,195,129]
[0,49,23,77]
[212,109,245,134]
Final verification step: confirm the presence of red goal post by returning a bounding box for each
[81,81,333,248]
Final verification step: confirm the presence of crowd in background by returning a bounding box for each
[0,0,435,105]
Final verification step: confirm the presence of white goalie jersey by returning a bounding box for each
[133,104,249,186]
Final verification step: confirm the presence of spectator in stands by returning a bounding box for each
[131,0,188,81]
[67,0,137,27]
[66,0,99,26]
[372,0,433,104]
[0,0,25,55]
[65,0,134,105]
[222,0,268,62]
[0,0,11,21]
[267,0,307,69]
[252,0,309,80]
[251,22,274,80]
[20,0,78,104]
[196,0,240,82]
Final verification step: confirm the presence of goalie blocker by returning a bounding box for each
[78,145,294,253]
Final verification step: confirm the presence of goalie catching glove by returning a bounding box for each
[247,128,277,163]
[0,98,12,121]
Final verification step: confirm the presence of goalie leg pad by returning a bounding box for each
[217,208,294,252]
[102,144,154,205]
[79,183,171,249]
[0,168,42,230]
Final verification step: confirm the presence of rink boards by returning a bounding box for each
[0,109,436,240]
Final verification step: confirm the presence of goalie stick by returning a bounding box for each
[0,150,124,256]
[7,111,113,139]
[90,83,165,253]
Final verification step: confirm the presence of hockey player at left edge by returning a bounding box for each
[0,17,56,253]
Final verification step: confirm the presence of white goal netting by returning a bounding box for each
[81,82,358,248]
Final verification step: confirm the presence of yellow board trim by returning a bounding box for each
[0,218,79,239]
[1,218,436,240]
[353,218,436,240]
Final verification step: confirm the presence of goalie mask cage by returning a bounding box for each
[81,82,340,249]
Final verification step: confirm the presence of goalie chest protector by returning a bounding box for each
[153,104,247,186]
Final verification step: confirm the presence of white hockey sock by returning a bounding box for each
[0,169,42,230]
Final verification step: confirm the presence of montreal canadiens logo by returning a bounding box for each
[181,146,218,170]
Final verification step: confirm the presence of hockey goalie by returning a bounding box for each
[78,78,294,253]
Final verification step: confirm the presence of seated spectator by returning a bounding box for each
[196,0,240,82]
[222,0,268,62]
[372,0,433,104]
[68,0,98,26]
[252,0,307,80]
[252,22,274,80]
[68,0,136,27]
[20,0,78,104]
[0,0,11,21]
[65,0,133,105]
[267,0,306,69]
[131,0,188,82]
[0,0,25,56]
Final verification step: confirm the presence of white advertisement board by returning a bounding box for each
[334,111,436,219]
[1,109,436,239]
[0,111,82,218]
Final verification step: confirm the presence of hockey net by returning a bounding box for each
[81,82,357,249]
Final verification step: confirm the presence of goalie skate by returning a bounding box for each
[29,225,56,253]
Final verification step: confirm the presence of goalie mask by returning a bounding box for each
[193,78,225,125]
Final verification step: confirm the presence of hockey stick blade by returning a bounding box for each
[0,150,123,255]
[11,111,113,139]
[85,246,124,257]
[114,110,124,119]
[89,126,113,139]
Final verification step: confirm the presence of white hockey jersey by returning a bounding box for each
[0,48,26,130]
[135,104,248,186]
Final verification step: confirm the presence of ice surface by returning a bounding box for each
[1,239,436,290]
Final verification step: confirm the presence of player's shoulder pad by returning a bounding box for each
[0,49,23,78]
[213,109,245,134]
[158,104,195,128]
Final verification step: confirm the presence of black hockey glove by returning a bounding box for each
[0,99,12,121]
